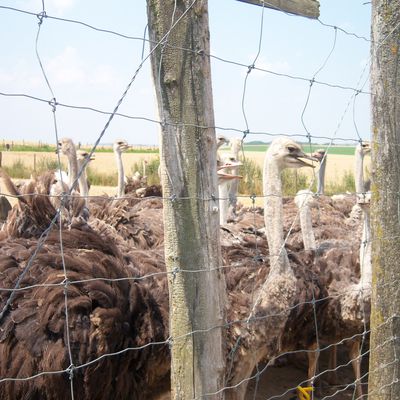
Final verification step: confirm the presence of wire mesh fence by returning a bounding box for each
[0,1,397,399]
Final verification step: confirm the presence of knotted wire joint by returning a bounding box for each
[36,11,47,25]
[66,364,75,381]
[48,98,57,112]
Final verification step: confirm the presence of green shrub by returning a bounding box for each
[129,158,160,185]
[3,159,30,179]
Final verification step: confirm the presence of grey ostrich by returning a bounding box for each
[223,137,325,399]
[312,148,327,195]
[113,139,130,198]
[76,149,95,198]
[56,138,79,189]
[294,187,370,398]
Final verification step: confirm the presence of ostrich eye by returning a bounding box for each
[287,146,296,153]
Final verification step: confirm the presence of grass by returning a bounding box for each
[238,157,355,197]
[1,143,158,154]
[2,153,356,196]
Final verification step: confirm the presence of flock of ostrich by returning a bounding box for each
[0,136,372,399]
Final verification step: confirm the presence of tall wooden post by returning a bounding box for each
[146,1,226,398]
[369,1,400,398]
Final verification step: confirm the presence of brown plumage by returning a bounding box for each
[0,228,169,400]
[88,196,164,250]
[0,170,170,400]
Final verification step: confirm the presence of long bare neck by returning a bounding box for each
[263,156,290,274]
[77,160,89,198]
[360,207,372,290]
[355,148,365,194]
[115,150,125,198]
[298,202,316,251]
[67,148,78,189]
[317,157,326,195]
[218,180,229,225]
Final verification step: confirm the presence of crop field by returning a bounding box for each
[0,144,370,208]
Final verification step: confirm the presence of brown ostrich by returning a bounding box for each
[0,172,170,400]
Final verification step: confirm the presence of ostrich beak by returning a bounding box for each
[217,171,243,180]
[217,160,243,171]
[292,152,319,168]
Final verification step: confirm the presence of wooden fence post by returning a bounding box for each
[147,1,226,398]
[369,1,400,398]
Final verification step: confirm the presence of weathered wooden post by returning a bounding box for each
[146,0,320,398]
[369,1,400,398]
[147,1,226,398]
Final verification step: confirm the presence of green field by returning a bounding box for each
[242,144,356,155]
[2,142,355,155]
[0,143,158,154]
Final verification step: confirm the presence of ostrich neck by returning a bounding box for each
[263,158,290,274]
[218,181,229,225]
[67,149,78,189]
[77,161,89,198]
[299,205,316,251]
[360,208,371,290]
[115,151,125,198]
[317,158,326,195]
[355,150,365,194]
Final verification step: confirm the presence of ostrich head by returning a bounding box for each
[77,150,95,164]
[56,138,76,157]
[266,138,318,170]
[356,141,371,156]
[113,139,130,154]
[311,148,326,163]
[216,135,229,149]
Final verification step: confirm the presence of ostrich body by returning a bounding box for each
[0,172,170,400]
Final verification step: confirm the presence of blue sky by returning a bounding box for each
[0,0,371,146]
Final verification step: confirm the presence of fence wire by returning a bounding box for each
[0,1,397,400]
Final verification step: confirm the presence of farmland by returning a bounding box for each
[0,143,370,206]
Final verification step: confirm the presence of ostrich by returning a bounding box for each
[218,158,242,225]
[294,188,370,398]
[227,137,243,216]
[56,138,78,189]
[114,139,130,198]
[355,141,371,195]
[0,171,170,400]
[76,150,95,198]
[312,149,327,195]
[223,138,326,399]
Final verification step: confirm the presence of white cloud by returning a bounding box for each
[89,65,117,85]
[47,46,86,84]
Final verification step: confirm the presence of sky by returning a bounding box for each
[0,0,372,146]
